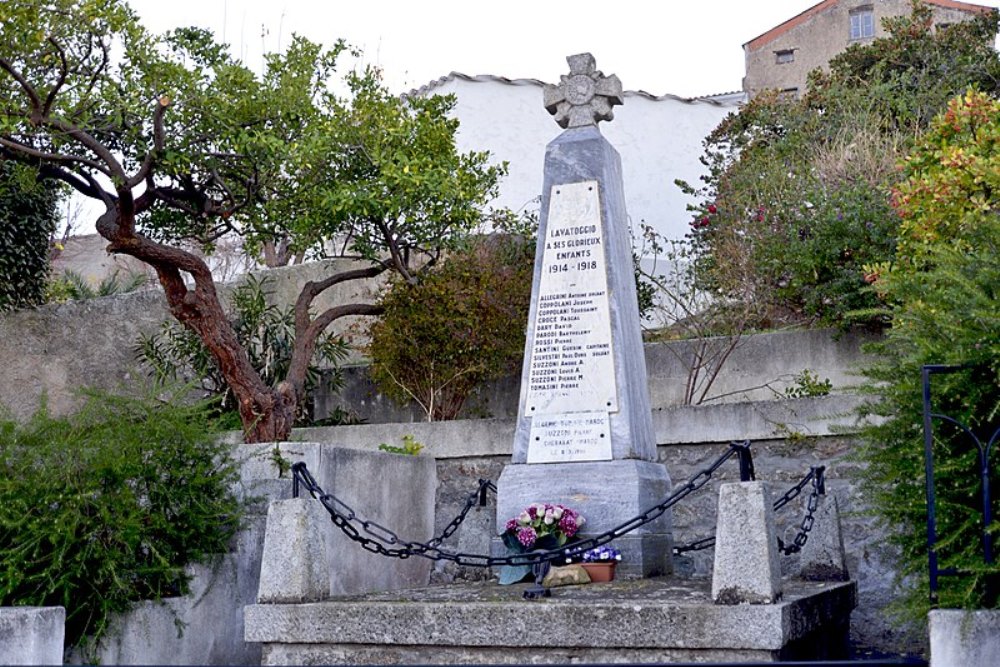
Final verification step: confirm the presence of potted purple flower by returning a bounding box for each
[498,502,585,584]
[579,545,621,582]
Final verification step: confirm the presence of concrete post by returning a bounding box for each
[257,498,331,603]
[799,493,850,581]
[712,482,782,604]
[0,607,65,665]
[930,609,1000,667]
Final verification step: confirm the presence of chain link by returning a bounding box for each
[776,466,825,555]
[291,442,752,568]
[671,465,827,555]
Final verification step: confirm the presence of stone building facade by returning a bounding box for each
[743,0,995,98]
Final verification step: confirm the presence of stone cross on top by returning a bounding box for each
[543,53,623,129]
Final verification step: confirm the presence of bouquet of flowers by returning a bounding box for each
[501,502,585,551]
[498,503,585,585]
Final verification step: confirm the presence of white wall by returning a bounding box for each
[418,74,743,243]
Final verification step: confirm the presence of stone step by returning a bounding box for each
[245,576,856,665]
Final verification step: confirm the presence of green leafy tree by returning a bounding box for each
[0,161,60,311]
[859,91,1000,618]
[682,1,999,327]
[0,1,503,441]
[369,223,534,421]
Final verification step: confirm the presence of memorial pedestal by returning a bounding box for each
[246,577,858,665]
[496,55,672,579]
[496,460,672,577]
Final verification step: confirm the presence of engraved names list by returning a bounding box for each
[525,180,618,463]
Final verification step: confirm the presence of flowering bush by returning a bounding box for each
[582,545,621,563]
[501,503,585,552]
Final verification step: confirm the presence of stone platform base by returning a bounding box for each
[496,460,673,577]
[246,576,857,665]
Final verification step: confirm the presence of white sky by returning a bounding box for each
[122,0,899,98]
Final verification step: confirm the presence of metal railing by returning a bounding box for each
[922,364,1000,605]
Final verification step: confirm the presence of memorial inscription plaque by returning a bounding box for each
[525,180,616,463]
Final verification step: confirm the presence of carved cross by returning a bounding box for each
[543,53,623,129]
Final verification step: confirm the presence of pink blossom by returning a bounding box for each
[559,514,579,538]
[517,526,537,548]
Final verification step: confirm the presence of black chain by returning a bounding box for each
[672,465,827,555]
[776,466,825,555]
[291,441,752,568]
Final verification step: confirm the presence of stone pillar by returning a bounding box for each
[799,493,850,581]
[930,609,1000,667]
[257,498,331,603]
[712,482,782,604]
[496,54,672,577]
[0,607,65,665]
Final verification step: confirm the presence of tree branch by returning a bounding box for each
[128,96,170,188]
[43,116,127,183]
[285,301,383,400]
[0,56,43,114]
[283,263,390,399]
[35,162,110,200]
[375,217,414,283]
[41,37,69,116]
[292,263,390,336]
[0,136,112,177]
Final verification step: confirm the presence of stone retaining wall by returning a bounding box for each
[0,259,381,422]
[317,328,876,423]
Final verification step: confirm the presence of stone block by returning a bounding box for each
[258,498,332,603]
[930,609,1000,667]
[245,577,857,664]
[0,607,65,665]
[712,481,782,604]
[496,459,672,577]
[799,493,850,581]
[313,447,436,596]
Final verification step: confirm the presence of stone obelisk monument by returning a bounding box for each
[495,54,672,576]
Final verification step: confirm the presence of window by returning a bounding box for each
[775,49,795,65]
[850,7,874,40]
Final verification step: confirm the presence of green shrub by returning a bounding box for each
[858,91,1000,618]
[0,388,244,651]
[378,434,423,456]
[46,269,149,303]
[682,3,1000,328]
[0,162,60,312]
[784,369,833,399]
[368,231,534,421]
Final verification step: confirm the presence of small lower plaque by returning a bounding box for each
[526,411,612,463]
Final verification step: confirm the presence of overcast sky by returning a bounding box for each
[125,0,1000,98]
